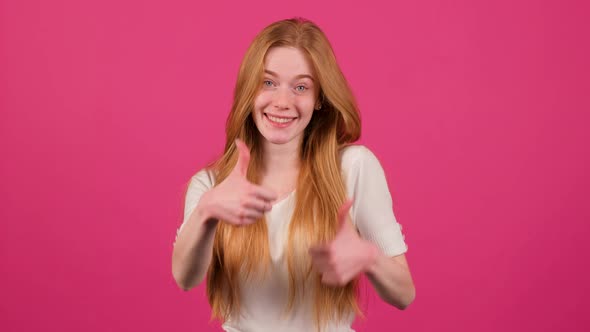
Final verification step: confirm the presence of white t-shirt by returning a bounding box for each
[177,145,408,332]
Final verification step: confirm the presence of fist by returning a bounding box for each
[309,199,379,286]
[201,139,278,226]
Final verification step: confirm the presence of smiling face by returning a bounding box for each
[252,46,320,149]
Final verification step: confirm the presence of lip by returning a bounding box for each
[264,112,297,119]
[264,113,297,128]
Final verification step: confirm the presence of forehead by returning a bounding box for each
[264,46,315,78]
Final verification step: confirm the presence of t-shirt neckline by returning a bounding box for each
[272,190,296,207]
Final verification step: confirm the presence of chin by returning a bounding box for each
[263,136,292,145]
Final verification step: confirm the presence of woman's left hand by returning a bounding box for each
[309,199,380,286]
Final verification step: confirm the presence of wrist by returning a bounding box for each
[363,242,381,276]
[196,191,219,228]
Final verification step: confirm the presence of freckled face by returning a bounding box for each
[252,46,319,147]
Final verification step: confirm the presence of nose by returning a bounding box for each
[272,86,292,110]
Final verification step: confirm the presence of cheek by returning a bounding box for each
[295,97,316,116]
[254,91,272,110]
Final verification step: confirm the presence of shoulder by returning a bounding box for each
[182,167,216,224]
[187,167,216,191]
[340,144,383,172]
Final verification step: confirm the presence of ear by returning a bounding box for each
[315,93,324,110]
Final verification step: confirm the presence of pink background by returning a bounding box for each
[1,0,589,331]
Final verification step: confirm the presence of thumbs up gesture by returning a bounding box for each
[199,139,278,226]
[309,199,380,286]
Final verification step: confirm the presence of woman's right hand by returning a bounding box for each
[199,139,277,226]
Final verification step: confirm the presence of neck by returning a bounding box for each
[261,137,301,175]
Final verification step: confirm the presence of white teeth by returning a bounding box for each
[267,114,294,123]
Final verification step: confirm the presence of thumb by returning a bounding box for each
[336,198,354,235]
[234,138,251,177]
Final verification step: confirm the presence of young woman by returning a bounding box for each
[172,18,415,332]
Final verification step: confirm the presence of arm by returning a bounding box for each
[309,200,415,310]
[306,148,417,308]
[351,146,415,308]
[172,197,218,291]
[171,139,277,292]
[365,251,415,310]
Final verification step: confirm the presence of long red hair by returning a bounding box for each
[205,18,362,331]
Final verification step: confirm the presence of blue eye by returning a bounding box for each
[263,80,274,87]
[295,85,307,92]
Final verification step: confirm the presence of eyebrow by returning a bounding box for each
[264,70,315,82]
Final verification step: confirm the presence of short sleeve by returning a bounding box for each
[174,168,215,244]
[342,146,408,257]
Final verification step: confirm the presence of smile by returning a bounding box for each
[264,113,297,127]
